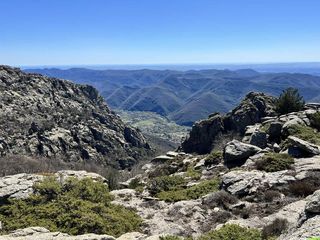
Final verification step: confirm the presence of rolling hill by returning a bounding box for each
[25,68,320,126]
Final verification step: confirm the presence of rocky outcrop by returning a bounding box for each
[221,170,295,196]
[305,190,320,214]
[0,66,150,169]
[181,92,276,154]
[223,92,277,133]
[181,114,224,154]
[0,170,106,200]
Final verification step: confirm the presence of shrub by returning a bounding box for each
[288,180,318,197]
[286,124,320,145]
[255,153,294,172]
[156,178,220,202]
[307,238,320,240]
[205,151,223,166]
[0,177,142,237]
[275,88,305,115]
[262,218,288,239]
[185,166,202,180]
[198,224,262,240]
[263,190,281,202]
[148,175,186,195]
[160,236,183,240]
[203,190,238,209]
[200,211,232,232]
[309,112,320,131]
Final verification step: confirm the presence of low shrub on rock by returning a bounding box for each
[203,190,238,209]
[288,179,319,197]
[255,153,294,172]
[160,236,184,240]
[198,224,262,240]
[205,151,223,166]
[147,175,186,195]
[156,178,220,202]
[262,218,289,239]
[309,112,320,131]
[286,124,320,145]
[0,177,142,237]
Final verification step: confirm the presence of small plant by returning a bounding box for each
[275,88,305,115]
[288,180,318,197]
[309,112,320,131]
[286,124,320,145]
[148,175,186,195]
[205,151,223,166]
[255,153,294,172]
[198,224,262,240]
[160,236,183,240]
[156,178,220,202]
[263,190,281,202]
[203,190,238,209]
[307,237,320,240]
[262,218,288,239]
[185,166,202,180]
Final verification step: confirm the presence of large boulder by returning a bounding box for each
[287,136,320,156]
[305,190,320,214]
[267,121,283,142]
[223,140,261,164]
[221,170,295,196]
[249,131,268,148]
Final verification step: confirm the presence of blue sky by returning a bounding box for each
[0,0,320,66]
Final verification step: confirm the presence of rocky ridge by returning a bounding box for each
[0,66,150,170]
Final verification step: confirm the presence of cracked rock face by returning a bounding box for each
[0,66,150,169]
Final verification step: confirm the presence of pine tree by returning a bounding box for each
[275,88,305,115]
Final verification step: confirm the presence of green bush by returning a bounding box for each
[309,112,320,131]
[160,236,184,240]
[148,175,186,195]
[198,224,262,240]
[156,178,220,202]
[205,151,223,166]
[185,166,202,180]
[307,237,320,240]
[275,88,305,115]
[0,177,142,237]
[286,124,320,145]
[255,153,294,172]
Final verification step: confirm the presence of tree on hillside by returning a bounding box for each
[275,88,305,115]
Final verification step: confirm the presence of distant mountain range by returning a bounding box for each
[25,68,320,126]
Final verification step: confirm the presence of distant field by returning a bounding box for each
[116,110,190,151]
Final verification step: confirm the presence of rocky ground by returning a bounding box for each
[0,91,320,239]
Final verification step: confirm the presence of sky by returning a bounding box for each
[0,0,320,66]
